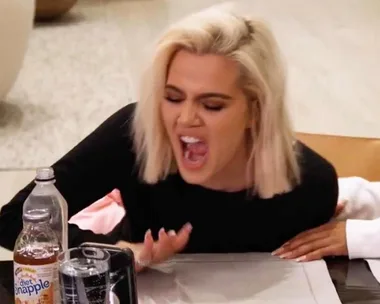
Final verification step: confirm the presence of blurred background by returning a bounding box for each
[1,0,380,259]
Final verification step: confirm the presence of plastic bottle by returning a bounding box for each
[14,209,61,304]
[23,167,68,252]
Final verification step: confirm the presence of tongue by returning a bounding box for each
[186,142,208,155]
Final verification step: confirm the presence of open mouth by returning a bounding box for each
[179,136,208,168]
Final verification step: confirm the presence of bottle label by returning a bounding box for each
[14,261,58,304]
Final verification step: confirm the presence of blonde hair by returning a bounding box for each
[132,5,301,198]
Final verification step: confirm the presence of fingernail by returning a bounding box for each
[145,229,151,240]
[185,223,193,232]
[168,230,176,236]
[295,256,306,262]
[159,227,166,235]
[136,258,151,268]
[279,252,293,259]
[272,246,286,256]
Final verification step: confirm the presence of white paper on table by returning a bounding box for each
[137,253,342,304]
[366,259,380,283]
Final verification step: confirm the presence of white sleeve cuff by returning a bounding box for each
[346,218,380,259]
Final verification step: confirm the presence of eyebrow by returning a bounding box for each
[165,84,233,100]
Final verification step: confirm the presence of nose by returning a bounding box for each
[177,100,200,126]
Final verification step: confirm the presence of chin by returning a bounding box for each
[178,168,211,186]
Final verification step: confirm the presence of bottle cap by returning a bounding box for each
[35,167,55,182]
[23,209,51,223]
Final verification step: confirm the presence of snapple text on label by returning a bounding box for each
[14,263,56,304]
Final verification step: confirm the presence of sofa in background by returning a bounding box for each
[297,132,380,181]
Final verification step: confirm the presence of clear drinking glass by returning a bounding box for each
[58,247,111,304]
[58,244,137,304]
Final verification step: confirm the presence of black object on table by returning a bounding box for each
[326,257,380,304]
[1,258,380,303]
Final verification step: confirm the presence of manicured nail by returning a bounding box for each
[295,256,306,262]
[272,247,286,256]
[136,256,151,268]
[168,230,176,236]
[184,223,193,232]
[279,252,293,259]
[145,229,151,240]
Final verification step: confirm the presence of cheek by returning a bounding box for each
[210,120,247,153]
[160,102,174,128]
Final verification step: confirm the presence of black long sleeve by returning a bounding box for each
[0,102,338,254]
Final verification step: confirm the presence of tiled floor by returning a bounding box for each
[1,0,380,259]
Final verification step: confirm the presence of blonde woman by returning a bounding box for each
[0,6,338,271]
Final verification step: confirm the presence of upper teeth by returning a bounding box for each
[180,136,201,144]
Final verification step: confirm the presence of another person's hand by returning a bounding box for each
[117,223,192,272]
[334,199,347,217]
[272,220,348,262]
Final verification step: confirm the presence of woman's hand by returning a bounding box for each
[117,223,192,272]
[272,221,348,262]
[271,199,348,262]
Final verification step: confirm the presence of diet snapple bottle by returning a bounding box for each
[14,209,61,304]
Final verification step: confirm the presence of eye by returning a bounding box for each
[165,96,182,103]
[203,103,224,111]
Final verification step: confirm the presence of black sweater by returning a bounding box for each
[0,103,338,253]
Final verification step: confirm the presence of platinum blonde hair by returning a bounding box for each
[132,4,301,198]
